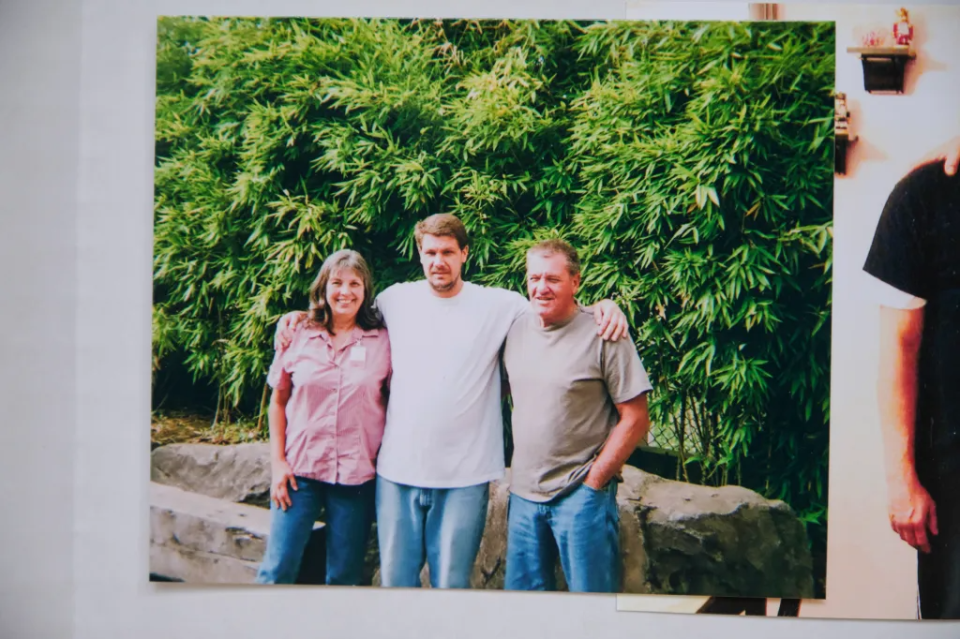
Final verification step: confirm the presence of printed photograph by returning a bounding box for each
[149,17,834,599]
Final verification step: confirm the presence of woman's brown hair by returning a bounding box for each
[307,249,383,334]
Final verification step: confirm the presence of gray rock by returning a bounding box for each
[151,443,272,507]
[150,443,813,597]
[629,467,815,598]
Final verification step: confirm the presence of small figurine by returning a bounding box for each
[859,27,888,48]
[835,93,850,132]
[893,7,914,46]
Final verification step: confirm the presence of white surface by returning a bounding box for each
[625,1,751,20]
[3,0,960,637]
[0,0,79,638]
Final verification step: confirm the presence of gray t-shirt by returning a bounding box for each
[502,306,652,502]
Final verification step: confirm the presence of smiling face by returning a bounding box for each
[418,233,468,297]
[526,251,580,326]
[325,267,365,323]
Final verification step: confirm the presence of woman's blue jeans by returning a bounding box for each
[255,477,374,585]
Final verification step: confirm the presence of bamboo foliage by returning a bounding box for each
[154,18,833,544]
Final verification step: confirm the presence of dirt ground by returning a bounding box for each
[151,412,266,448]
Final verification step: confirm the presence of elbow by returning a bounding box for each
[622,412,650,445]
[269,387,291,410]
[898,328,923,353]
[630,419,650,447]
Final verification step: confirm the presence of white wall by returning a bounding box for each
[625,1,751,20]
[620,2,960,621]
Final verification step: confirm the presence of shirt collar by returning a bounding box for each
[302,324,379,342]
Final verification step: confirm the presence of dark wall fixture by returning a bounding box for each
[846,46,916,93]
[834,92,856,176]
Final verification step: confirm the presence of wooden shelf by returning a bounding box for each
[847,45,915,57]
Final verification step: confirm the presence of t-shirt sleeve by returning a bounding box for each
[863,169,931,299]
[266,346,291,391]
[504,289,529,322]
[374,284,398,327]
[601,338,653,405]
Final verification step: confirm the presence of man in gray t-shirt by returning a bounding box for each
[502,239,652,593]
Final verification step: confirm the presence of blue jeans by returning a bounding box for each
[505,481,620,592]
[255,477,374,585]
[375,475,489,588]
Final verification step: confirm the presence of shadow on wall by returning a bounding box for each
[840,96,889,179]
[902,10,948,96]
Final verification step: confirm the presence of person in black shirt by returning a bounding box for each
[864,156,960,619]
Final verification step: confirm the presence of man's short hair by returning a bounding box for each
[415,213,469,250]
[527,239,581,277]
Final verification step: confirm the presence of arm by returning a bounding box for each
[267,384,298,510]
[583,393,650,490]
[878,305,938,553]
[274,311,308,351]
[584,299,630,342]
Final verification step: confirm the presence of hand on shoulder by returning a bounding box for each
[911,134,960,177]
[274,311,309,351]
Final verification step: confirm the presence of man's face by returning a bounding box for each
[418,233,468,294]
[526,252,580,324]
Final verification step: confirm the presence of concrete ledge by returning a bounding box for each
[151,443,272,507]
[150,482,323,583]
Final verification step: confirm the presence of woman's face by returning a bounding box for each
[326,268,365,322]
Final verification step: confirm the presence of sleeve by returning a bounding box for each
[863,272,927,309]
[266,340,292,391]
[863,168,931,299]
[601,338,653,405]
[374,284,398,327]
[504,289,529,323]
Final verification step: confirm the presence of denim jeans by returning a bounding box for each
[504,480,620,592]
[375,475,489,588]
[255,477,374,585]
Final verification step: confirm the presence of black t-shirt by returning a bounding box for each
[864,161,960,478]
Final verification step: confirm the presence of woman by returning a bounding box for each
[255,249,391,585]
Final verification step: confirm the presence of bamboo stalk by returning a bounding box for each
[256,383,269,433]
[678,393,690,482]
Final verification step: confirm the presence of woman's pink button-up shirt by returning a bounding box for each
[267,323,391,485]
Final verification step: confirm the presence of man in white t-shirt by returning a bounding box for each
[274,214,628,588]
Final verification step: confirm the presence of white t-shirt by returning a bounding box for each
[374,280,529,488]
